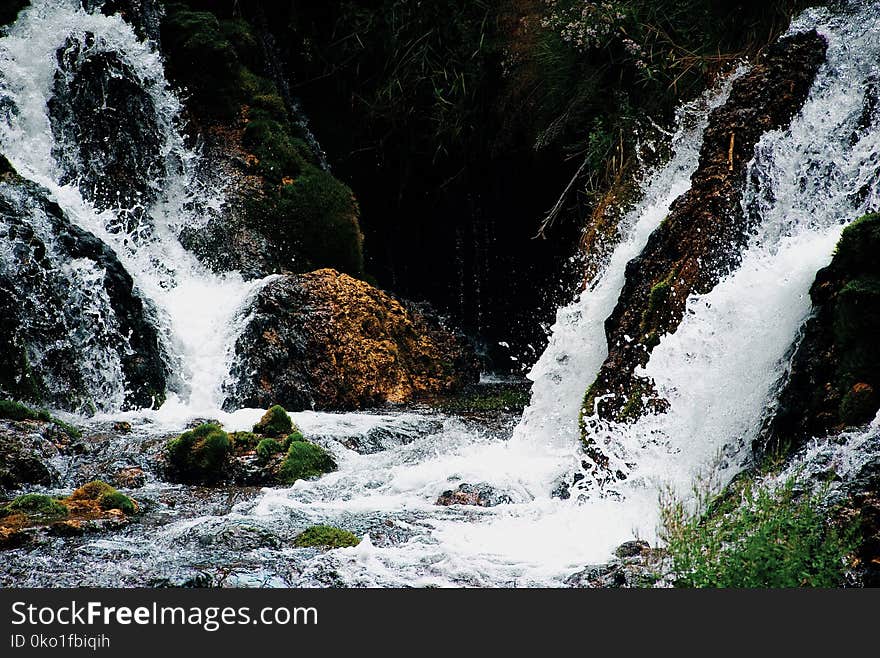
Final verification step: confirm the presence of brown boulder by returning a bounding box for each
[225,269,479,411]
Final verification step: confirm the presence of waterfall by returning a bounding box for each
[518,0,880,517]
[0,0,273,417]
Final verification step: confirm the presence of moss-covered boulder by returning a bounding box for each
[1,494,68,521]
[165,423,232,484]
[293,525,360,549]
[69,480,137,515]
[763,214,880,459]
[252,405,294,438]
[255,438,284,462]
[278,441,337,485]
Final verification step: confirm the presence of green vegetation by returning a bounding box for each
[255,438,284,462]
[659,476,859,587]
[278,441,337,485]
[0,493,67,521]
[165,423,232,483]
[69,480,137,515]
[293,524,360,549]
[230,431,259,452]
[252,405,294,438]
[160,3,365,278]
[0,399,80,438]
[96,491,137,515]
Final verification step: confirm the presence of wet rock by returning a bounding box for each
[435,483,512,508]
[49,33,164,227]
[762,214,880,458]
[0,174,167,411]
[112,467,146,489]
[581,31,828,440]
[226,269,480,411]
[614,540,651,559]
[113,421,133,434]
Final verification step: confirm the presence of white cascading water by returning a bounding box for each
[0,0,878,587]
[0,0,273,418]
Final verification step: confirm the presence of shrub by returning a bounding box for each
[278,441,337,485]
[659,477,859,587]
[1,493,68,521]
[165,423,232,483]
[293,524,360,549]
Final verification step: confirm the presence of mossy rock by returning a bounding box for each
[97,491,137,515]
[230,431,260,452]
[833,214,880,276]
[293,524,360,549]
[278,441,337,485]
[0,399,80,438]
[165,423,232,483]
[255,437,284,462]
[253,405,294,438]
[1,494,67,521]
[69,480,116,501]
[69,480,137,515]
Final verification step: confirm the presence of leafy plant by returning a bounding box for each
[659,476,859,587]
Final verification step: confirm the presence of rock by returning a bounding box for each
[112,421,133,434]
[225,269,479,411]
[614,539,650,559]
[0,174,167,411]
[761,214,880,457]
[579,30,828,469]
[435,483,512,508]
[112,467,146,489]
[49,33,164,228]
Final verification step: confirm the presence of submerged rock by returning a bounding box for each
[762,214,880,458]
[435,483,512,508]
[225,269,480,411]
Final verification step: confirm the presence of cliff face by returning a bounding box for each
[580,31,828,437]
[225,269,480,411]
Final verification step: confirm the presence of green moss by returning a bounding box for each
[1,493,67,521]
[256,169,363,276]
[285,430,305,447]
[293,524,360,549]
[230,431,260,452]
[833,276,880,392]
[70,480,116,501]
[278,441,337,485]
[253,405,294,438]
[97,491,137,515]
[160,4,242,119]
[166,423,232,483]
[441,385,530,413]
[255,438,284,462]
[833,214,880,276]
[0,399,80,438]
